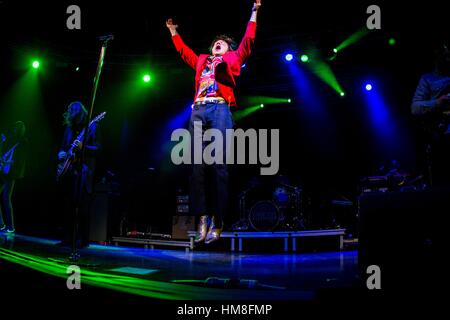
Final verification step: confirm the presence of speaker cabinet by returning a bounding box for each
[89,182,121,242]
[172,216,195,240]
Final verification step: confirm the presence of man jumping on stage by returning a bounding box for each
[166,0,261,244]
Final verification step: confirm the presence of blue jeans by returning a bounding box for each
[189,102,234,226]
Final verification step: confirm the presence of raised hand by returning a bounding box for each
[437,94,450,109]
[58,151,67,160]
[166,18,179,36]
[252,0,261,11]
[72,140,83,150]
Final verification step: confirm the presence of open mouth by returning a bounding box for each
[215,44,221,51]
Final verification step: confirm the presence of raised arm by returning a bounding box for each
[235,0,261,65]
[250,0,261,23]
[166,18,199,70]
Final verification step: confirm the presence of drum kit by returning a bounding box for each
[231,175,305,231]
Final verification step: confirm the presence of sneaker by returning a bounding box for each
[5,228,15,234]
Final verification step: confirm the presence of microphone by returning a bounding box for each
[97,34,114,42]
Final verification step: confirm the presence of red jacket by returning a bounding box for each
[172,21,257,107]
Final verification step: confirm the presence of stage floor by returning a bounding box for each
[0,232,359,301]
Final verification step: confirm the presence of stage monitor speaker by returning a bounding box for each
[172,216,195,240]
[89,190,109,242]
[89,182,121,243]
[358,187,445,294]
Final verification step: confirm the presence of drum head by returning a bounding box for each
[273,187,290,207]
[248,201,280,231]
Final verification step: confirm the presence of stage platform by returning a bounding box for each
[111,229,346,252]
[0,231,359,302]
[189,229,346,252]
[112,236,193,251]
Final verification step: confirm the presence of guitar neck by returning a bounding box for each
[74,120,97,143]
[69,112,105,150]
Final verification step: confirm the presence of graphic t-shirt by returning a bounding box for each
[195,56,224,102]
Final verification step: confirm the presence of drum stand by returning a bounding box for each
[231,190,250,231]
[277,184,305,231]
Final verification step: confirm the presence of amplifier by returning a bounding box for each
[176,194,189,214]
[359,176,389,194]
[172,215,195,240]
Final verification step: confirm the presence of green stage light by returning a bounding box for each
[245,96,292,105]
[389,38,396,46]
[75,67,80,71]
[233,105,262,121]
[333,48,338,53]
[143,74,151,82]
[287,98,291,103]
[260,104,264,108]
[335,27,370,53]
[340,92,346,97]
[32,60,40,69]
[300,55,309,63]
[304,52,344,96]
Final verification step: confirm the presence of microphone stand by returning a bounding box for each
[69,35,113,262]
[426,143,433,187]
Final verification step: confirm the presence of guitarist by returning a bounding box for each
[0,121,27,234]
[412,42,450,186]
[57,101,101,247]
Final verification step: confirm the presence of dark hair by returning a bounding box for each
[12,121,26,141]
[209,35,237,53]
[63,101,88,127]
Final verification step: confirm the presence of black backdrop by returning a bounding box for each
[0,0,448,237]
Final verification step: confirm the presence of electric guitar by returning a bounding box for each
[0,144,18,175]
[56,112,106,181]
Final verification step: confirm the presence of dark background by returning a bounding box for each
[0,0,448,237]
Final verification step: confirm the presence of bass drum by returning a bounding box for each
[248,201,281,231]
